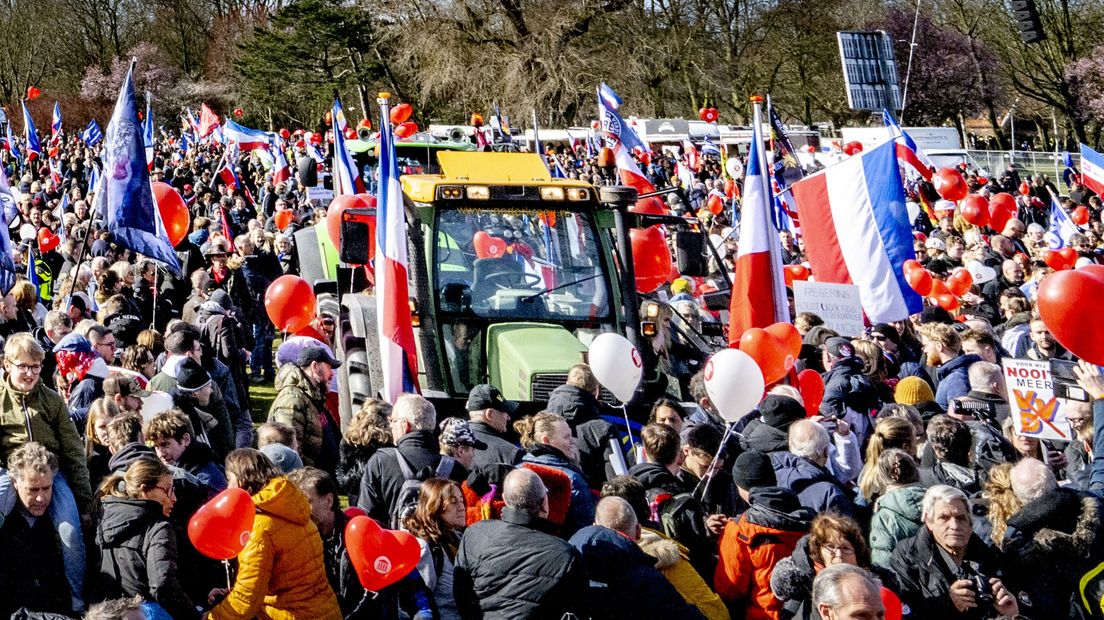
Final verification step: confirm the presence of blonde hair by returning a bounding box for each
[98,456,170,500]
[4,332,45,363]
[918,323,961,353]
[345,399,393,447]
[85,398,121,456]
[984,462,1022,546]
[858,417,917,500]
[514,411,567,449]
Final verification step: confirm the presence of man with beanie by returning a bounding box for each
[741,394,805,454]
[170,358,226,456]
[820,337,880,446]
[717,450,814,620]
[268,345,342,474]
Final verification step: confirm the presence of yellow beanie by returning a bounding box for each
[670,278,692,295]
[895,376,935,405]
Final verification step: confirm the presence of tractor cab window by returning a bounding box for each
[433,207,611,321]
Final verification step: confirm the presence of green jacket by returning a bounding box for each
[869,484,925,568]
[268,365,328,469]
[0,377,93,512]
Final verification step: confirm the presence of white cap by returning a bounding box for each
[925,237,946,250]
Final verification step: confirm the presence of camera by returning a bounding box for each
[1051,359,1090,402]
[959,560,995,608]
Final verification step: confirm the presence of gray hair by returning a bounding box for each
[503,468,547,517]
[789,419,829,461]
[391,394,436,431]
[8,442,59,482]
[595,496,638,537]
[921,484,969,521]
[968,362,1002,391]
[1010,458,1057,504]
[812,564,882,612]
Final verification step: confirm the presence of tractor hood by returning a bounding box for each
[486,323,588,401]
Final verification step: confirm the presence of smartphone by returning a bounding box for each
[1051,359,1091,402]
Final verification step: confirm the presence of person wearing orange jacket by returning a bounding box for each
[715,450,814,620]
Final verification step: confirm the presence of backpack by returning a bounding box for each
[385,447,456,529]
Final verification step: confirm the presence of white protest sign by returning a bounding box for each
[307,186,334,204]
[1001,358,1070,442]
[793,281,863,337]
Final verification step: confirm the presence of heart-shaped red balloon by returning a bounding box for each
[946,268,973,297]
[1043,248,1077,271]
[796,368,825,417]
[765,322,801,362]
[738,326,794,385]
[274,209,294,231]
[902,259,925,277]
[1059,247,1078,268]
[905,267,933,296]
[1038,269,1104,364]
[188,488,256,560]
[37,227,59,253]
[933,168,968,201]
[345,515,421,591]
[784,264,810,286]
[473,231,508,259]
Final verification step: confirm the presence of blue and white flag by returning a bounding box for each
[143,92,155,168]
[101,62,180,276]
[51,102,62,141]
[0,167,20,273]
[1046,196,1081,249]
[21,100,41,161]
[702,135,721,157]
[82,119,103,146]
[598,82,623,111]
[331,98,366,196]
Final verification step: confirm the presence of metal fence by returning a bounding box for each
[965,149,1079,181]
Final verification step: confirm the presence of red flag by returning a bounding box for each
[198,104,220,138]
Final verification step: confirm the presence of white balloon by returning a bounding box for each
[725,157,744,180]
[1076,257,1093,269]
[703,348,765,423]
[19,223,35,242]
[588,332,643,403]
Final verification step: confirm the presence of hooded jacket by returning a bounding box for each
[870,485,926,567]
[715,487,814,620]
[935,353,982,410]
[0,377,92,512]
[740,419,791,454]
[268,364,336,472]
[568,525,706,620]
[770,451,856,518]
[468,420,524,470]
[639,527,730,620]
[208,477,341,620]
[522,443,596,536]
[175,439,228,491]
[96,497,199,620]
[820,356,881,445]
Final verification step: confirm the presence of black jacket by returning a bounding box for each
[454,507,589,619]
[568,525,706,620]
[357,430,469,523]
[336,440,383,507]
[740,418,791,454]
[546,383,620,486]
[890,524,1006,620]
[0,508,72,619]
[468,421,524,470]
[629,461,688,495]
[96,497,199,620]
[820,357,880,443]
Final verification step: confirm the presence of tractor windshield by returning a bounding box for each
[433,207,612,322]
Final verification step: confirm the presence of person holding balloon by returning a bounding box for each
[205,448,341,620]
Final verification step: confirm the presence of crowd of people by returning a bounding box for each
[0,121,1103,620]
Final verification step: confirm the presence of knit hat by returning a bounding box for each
[733,450,776,490]
[919,306,954,325]
[176,358,212,392]
[895,376,935,406]
[259,443,303,474]
[869,323,901,348]
[439,417,487,449]
[758,395,805,429]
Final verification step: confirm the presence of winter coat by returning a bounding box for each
[454,506,589,619]
[0,506,72,619]
[546,383,620,485]
[569,525,707,620]
[740,418,791,454]
[715,487,814,620]
[770,451,856,518]
[208,477,341,620]
[175,439,228,491]
[820,357,881,446]
[268,364,337,472]
[639,527,730,620]
[335,440,383,506]
[0,377,92,512]
[889,524,1007,620]
[96,497,199,620]
[357,430,468,524]
[870,485,926,568]
[468,421,523,470]
[630,461,689,495]
[522,444,596,536]
[934,354,982,411]
[1001,487,1104,618]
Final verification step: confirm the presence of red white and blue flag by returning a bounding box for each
[375,100,420,403]
[882,109,932,182]
[143,93,155,170]
[198,103,219,138]
[791,139,923,323]
[272,144,292,185]
[223,119,271,151]
[331,99,366,196]
[51,102,62,142]
[598,87,662,211]
[21,100,41,161]
[1080,143,1104,197]
[729,102,790,343]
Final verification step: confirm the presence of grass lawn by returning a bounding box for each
[249,381,277,425]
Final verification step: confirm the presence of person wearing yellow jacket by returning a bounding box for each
[639,526,731,620]
[207,448,341,620]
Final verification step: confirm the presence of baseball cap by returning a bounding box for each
[465,384,519,414]
[925,237,946,250]
[296,345,342,368]
[824,336,855,359]
[103,374,151,399]
[439,417,487,449]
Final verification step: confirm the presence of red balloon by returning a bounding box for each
[1038,269,1104,364]
[1072,205,1090,226]
[188,488,256,560]
[905,266,933,296]
[152,182,190,247]
[976,176,989,185]
[279,128,291,140]
[265,275,317,332]
[738,327,794,385]
[1019,181,1031,196]
[902,259,925,277]
[797,368,825,417]
[345,516,421,591]
[37,227,59,253]
[724,178,735,198]
[390,103,413,125]
[882,587,903,620]
[630,226,672,294]
[326,194,373,252]
[988,193,1017,232]
[698,107,718,123]
[629,196,667,216]
[274,209,294,231]
[309,132,323,146]
[765,322,802,361]
[706,194,724,215]
[933,168,968,201]
[473,231,508,259]
[937,293,960,311]
[1043,248,1076,271]
[344,506,367,519]
[233,107,244,117]
[842,141,864,156]
[958,194,989,228]
[929,279,951,298]
[394,122,417,138]
[946,268,974,297]
[783,264,810,286]
[26,86,40,101]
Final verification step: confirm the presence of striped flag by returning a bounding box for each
[51,102,62,142]
[728,100,790,343]
[81,119,103,146]
[791,139,923,323]
[21,100,41,161]
[1046,195,1081,249]
[597,87,664,212]
[198,104,219,138]
[1080,143,1104,197]
[143,93,155,170]
[882,109,932,182]
[374,97,420,403]
[331,99,366,196]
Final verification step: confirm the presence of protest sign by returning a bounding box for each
[793,281,863,336]
[1001,358,1070,442]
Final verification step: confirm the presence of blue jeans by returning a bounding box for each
[0,470,86,612]
[250,319,274,378]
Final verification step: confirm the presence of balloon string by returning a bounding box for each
[345,589,375,620]
[621,404,636,450]
[223,559,232,590]
[691,422,735,501]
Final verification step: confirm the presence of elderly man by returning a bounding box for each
[981,259,1024,301]
[268,345,342,473]
[454,468,589,619]
[811,564,885,620]
[771,420,856,517]
[890,485,1020,618]
[465,384,523,468]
